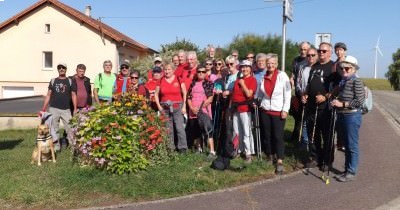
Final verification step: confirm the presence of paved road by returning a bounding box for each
[84,91,400,210]
[0,96,43,114]
[373,90,400,125]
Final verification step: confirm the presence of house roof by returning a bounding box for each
[0,0,157,54]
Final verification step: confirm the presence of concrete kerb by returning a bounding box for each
[76,170,303,210]
[0,95,43,102]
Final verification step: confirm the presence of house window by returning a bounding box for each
[43,51,53,70]
[45,24,50,33]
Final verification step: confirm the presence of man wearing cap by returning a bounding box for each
[333,42,348,151]
[147,56,163,81]
[113,62,132,99]
[41,62,77,151]
[94,60,116,104]
[70,64,92,112]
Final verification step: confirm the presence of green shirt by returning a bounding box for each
[94,72,116,100]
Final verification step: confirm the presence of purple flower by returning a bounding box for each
[137,110,144,114]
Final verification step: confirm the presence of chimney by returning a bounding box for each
[84,5,91,17]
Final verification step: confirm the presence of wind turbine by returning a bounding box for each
[374,36,383,79]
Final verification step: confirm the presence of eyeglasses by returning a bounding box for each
[341,67,353,72]
[121,66,129,70]
[197,71,207,74]
[246,56,254,59]
[317,49,328,54]
[227,63,234,66]
[206,63,213,66]
[216,63,223,66]
[130,76,139,79]
[57,66,66,70]
[307,54,316,57]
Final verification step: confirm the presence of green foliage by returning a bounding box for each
[385,48,400,90]
[225,33,299,74]
[71,93,172,174]
[160,37,200,54]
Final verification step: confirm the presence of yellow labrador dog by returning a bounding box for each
[31,124,56,166]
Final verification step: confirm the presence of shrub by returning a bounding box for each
[71,93,172,174]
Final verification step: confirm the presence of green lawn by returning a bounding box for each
[0,117,303,209]
[361,78,392,90]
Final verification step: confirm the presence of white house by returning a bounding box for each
[0,0,156,98]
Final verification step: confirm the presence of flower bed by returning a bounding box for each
[71,93,172,174]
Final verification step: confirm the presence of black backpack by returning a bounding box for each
[211,156,230,171]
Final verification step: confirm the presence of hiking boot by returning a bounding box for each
[275,163,284,175]
[336,173,356,182]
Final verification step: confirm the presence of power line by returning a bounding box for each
[100,0,315,19]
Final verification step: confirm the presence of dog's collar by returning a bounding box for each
[36,134,52,141]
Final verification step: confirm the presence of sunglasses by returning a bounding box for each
[197,71,207,74]
[317,49,328,54]
[341,67,353,71]
[307,54,316,57]
[206,63,213,66]
[130,76,139,79]
[57,66,66,70]
[246,56,254,59]
[216,63,223,66]
[227,63,235,66]
[121,66,129,70]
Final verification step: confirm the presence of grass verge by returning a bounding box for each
[0,117,304,209]
[361,78,392,90]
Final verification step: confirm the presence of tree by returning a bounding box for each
[160,37,199,53]
[226,33,299,75]
[385,48,400,90]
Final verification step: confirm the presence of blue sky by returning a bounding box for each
[1,0,399,78]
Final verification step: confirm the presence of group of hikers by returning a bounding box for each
[41,41,365,182]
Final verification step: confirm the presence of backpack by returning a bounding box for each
[50,77,72,88]
[362,86,373,114]
[98,72,118,89]
[211,156,230,171]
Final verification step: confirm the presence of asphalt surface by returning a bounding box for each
[84,91,400,210]
[0,96,44,114]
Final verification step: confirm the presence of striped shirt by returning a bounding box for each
[338,78,365,109]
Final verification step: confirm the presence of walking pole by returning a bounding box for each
[322,107,337,185]
[310,105,318,145]
[254,101,262,160]
[298,104,305,143]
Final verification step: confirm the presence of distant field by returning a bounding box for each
[361,78,393,90]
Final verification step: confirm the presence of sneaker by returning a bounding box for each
[336,173,356,182]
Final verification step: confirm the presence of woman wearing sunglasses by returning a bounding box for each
[330,56,365,182]
[231,60,258,163]
[129,70,147,97]
[187,66,215,156]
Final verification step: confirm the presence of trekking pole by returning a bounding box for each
[310,105,318,144]
[254,102,262,160]
[321,106,337,185]
[298,104,305,143]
